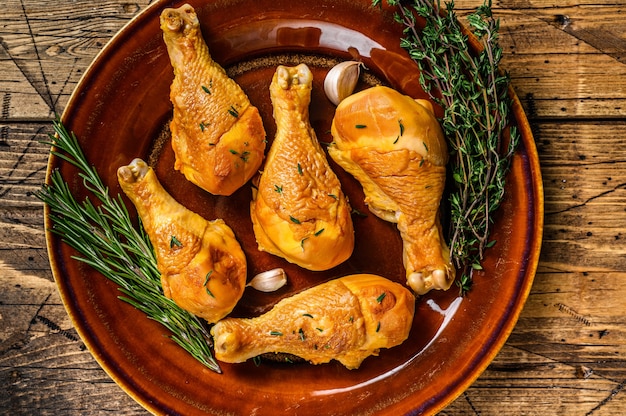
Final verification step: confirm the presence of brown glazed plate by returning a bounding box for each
[45,0,543,414]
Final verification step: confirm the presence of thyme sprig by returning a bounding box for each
[37,119,221,373]
[375,0,520,293]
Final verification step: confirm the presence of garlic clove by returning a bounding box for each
[247,268,288,292]
[324,61,362,105]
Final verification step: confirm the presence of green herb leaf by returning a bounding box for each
[204,270,213,286]
[37,119,221,373]
[228,105,239,118]
[170,235,182,248]
[289,216,301,224]
[380,0,520,294]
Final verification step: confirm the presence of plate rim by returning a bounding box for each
[44,0,544,414]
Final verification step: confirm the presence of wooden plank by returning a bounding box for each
[2,1,626,120]
[0,288,147,414]
[2,1,626,415]
[458,3,626,118]
[449,270,626,415]
[2,117,624,414]
[457,0,626,7]
[0,0,152,119]
[538,120,626,272]
[0,123,51,208]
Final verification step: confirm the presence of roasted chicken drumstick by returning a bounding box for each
[117,158,247,323]
[328,86,454,294]
[211,274,415,369]
[160,4,266,196]
[250,64,354,270]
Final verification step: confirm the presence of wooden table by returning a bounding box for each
[1,0,625,414]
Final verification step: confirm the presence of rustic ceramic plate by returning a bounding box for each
[45,0,543,414]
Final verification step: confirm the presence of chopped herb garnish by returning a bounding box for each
[38,119,220,372]
[300,237,308,250]
[316,327,324,332]
[423,142,429,152]
[376,292,386,303]
[351,208,368,217]
[289,216,301,224]
[240,151,250,162]
[297,163,303,175]
[229,149,239,155]
[202,80,213,94]
[274,184,283,194]
[398,119,405,136]
[314,228,325,236]
[298,328,306,341]
[204,270,213,286]
[327,194,338,200]
[393,136,400,144]
[228,105,239,118]
[205,287,215,298]
[270,330,283,336]
[302,313,314,318]
[355,124,367,129]
[170,235,182,248]
[376,322,381,332]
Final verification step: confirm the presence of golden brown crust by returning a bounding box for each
[161,4,266,196]
[117,158,247,323]
[329,86,454,294]
[211,274,415,369]
[250,64,354,270]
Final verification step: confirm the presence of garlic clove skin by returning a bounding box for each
[247,268,288,292]
[324,61,361,106]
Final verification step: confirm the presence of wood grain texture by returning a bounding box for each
[1,0,625,414]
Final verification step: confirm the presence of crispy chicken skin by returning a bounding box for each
[160,4,266,196]
[250,64,354,270]
[117,158,247,323]
[211,274,415,369]
[328,86,454,295]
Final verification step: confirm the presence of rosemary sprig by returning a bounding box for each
[37,119,221,373]
[374,0,520,293]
